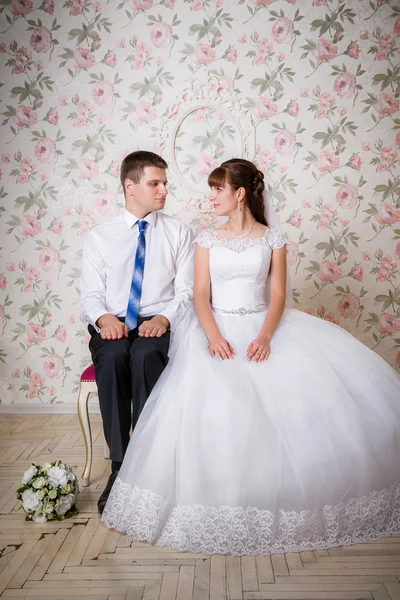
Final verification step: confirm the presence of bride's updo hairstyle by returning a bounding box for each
[208,158,268,226]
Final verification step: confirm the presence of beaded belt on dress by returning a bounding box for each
[213,307,266,316]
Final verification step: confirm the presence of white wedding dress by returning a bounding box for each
[101,228,400,555]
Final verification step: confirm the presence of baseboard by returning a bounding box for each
[0,404,101,414]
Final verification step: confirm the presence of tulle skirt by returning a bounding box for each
[101,308,400,555]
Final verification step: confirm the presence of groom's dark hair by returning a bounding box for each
[121,151,168,192]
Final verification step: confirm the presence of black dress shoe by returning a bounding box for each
[98,470,119,515]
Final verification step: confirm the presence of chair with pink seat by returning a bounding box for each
[77,363,109,487]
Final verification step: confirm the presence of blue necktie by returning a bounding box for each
[125,220,147,331]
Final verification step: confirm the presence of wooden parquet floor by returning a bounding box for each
[0,414,400,600]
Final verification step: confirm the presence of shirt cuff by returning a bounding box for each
[158,310,174,330]
[88,310,109,333]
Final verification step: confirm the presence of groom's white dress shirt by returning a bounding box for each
[81,208,194,332]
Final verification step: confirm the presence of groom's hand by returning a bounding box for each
[97,314,129,340]
[138,315,169,338]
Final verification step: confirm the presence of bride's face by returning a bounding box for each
[209,182,237,216]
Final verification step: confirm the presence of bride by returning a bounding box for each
[101,158,400,556]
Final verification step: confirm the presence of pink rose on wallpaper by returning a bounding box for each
[316,150,339,172]
[324,312,339,324]
[319,260,341,283]
[30,26,52,53]
[136,101,156,122]
[333,72,356,98]
[351,265,363,280]
[378,313,400,335]
[226,46,237,62]
[79,211,96,237]
[272,18,294,43]
[0,275,6,289]
[39,247,60,272]
[26,322,46,344]
[194,43,215,65]
[348,42,360,57]
[11,0,32,16]
[288,100,299,116]
[335,183,358,209]
[44,354,64,379]
[274,130,296,155]
[96,191,117,216]
[288,210,302,227]
[258,150,275,171]
[252,0,274,5]
[286,240,298,266]
[350,154,361,169]
[377,92,399,115]
[18,158,35,183]
[46,109,59,125]
[256,96,277,119]
[92,81,114,106]
[25,266,40,283]
[108,160,120,177]
[105,50,116,67]
[16,105,37,127]
[78,158,99,180]
[50,218,63,234]
[315,38,337,61]
[376,202,400,225]
[338,293,360,318]
[394,15,400,37]
[21,214,41,237]
[198,154,218,176]
[131,0,153,9]
[55,326,67,342]
[34,138,56,163]
[321,204,337,221]
[43,0,54,12]
[74,47,95,70]
[150,22,172,48]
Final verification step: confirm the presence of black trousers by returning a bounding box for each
[88,316,170,462]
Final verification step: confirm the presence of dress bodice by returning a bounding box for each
[194,228,287,313]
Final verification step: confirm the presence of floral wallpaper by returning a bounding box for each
[0,0,399,407]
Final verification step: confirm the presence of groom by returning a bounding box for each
[80,151,194,513]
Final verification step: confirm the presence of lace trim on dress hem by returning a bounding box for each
[101,478,400,556]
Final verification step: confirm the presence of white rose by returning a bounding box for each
[21,489,41,512]
[32,509,47,523]
[48,489,57,499]
[47,466,68,487]
[43,501,55,514]
[22,465,37,484]
[55,494,74,516]
[42,462,52,472]
[68,472,76,482]
[32,477,45,489]
[38,489,47,499]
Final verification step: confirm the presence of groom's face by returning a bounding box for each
[125,166,168,215]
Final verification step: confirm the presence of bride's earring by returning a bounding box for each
[237,198,241,212]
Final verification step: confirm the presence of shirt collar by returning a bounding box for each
[123,208,157,229]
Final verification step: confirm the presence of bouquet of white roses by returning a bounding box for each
[17,460,79,523]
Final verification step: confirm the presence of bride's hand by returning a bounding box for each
[208,336,235,360]
[247,337,271,362]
